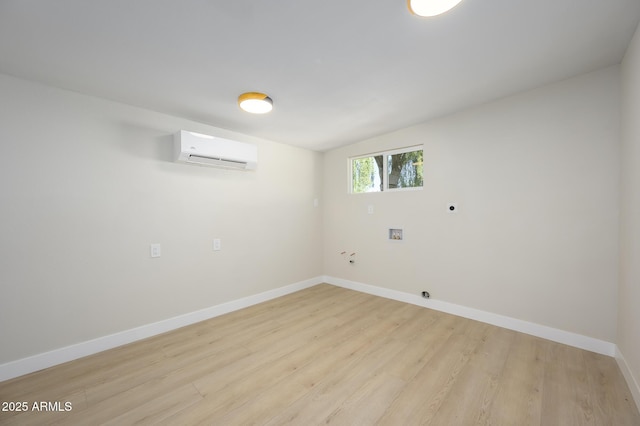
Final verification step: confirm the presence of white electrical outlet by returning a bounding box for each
[213,239,221,251]
[368,205,374,214]
[150,243,161,258]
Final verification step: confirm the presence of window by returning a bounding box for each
[352,154,383,193]
[350,146,423,193]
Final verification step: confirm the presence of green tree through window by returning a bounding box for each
[388,150,423,189]
[352,155,382,193]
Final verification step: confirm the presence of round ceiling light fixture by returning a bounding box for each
[407,0,464,17]
[238,92,273,114]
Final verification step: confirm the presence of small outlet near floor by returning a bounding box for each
[421,291,430,299]
[213,239,221,251]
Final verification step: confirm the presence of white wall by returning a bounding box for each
[620,21,640,402]
[0,74,323,364]
[324,66,621,343]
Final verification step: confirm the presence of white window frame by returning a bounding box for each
[349,145,424,194]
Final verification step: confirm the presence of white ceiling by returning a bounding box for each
[1,1,639,151]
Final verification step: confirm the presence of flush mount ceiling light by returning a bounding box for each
[407,0,464,17]
[238,92,273,114]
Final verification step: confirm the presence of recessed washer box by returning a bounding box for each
[389,228,403,241]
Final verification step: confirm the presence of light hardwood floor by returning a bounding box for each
[1,284,638,425]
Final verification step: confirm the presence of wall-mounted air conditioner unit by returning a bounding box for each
[174,130,257,170]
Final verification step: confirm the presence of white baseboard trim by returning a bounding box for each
[0,276,323,382]
[1,276,620,384]
[323,276,616,357]
[615,347,640,412]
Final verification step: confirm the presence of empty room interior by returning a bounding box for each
[2,0,640,424]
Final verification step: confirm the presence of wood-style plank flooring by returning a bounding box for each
[1,284,638,425]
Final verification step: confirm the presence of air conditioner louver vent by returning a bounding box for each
[187,155,248,169]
